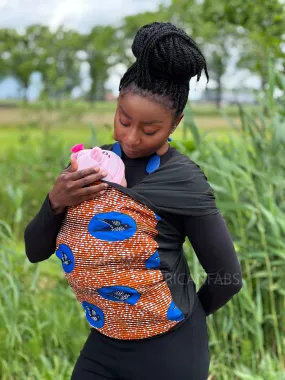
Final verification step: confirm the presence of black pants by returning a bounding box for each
[71,299,209,380]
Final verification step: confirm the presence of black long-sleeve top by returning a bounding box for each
[24,145,242,317]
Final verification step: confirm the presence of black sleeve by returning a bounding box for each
[184,211,243,316]
[24,194,66,263]
[24,144,113,264]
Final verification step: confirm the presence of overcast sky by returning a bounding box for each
[0,0,260,100]
[0,0,170,33]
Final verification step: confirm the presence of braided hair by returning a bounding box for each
[119,22,209,119]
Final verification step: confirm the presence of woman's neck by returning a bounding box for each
[156,142,170,156]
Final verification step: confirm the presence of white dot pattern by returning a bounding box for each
[56,187,179,339]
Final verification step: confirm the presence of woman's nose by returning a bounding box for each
[126,129,140,146]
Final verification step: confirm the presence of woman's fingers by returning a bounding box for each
[76,172,108,189]
[69,166,102,181]
[78,182,108,197]
[49,163,110,210]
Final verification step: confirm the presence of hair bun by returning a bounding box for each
[119,22,209,117]
[132,22,208,86]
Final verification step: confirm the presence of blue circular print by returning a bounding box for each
[98,286,140,305]
[145,251,160,269]
[55,244,74,273]
[167,301,184,322]
[88,212,137,242]
[82,302,105,328]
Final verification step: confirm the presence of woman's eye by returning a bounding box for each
[119,119,129,127]
[144,131,157,136]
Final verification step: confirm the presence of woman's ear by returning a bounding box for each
[175,113,184,127]
[171,113,184,134]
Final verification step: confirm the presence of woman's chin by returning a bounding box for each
[122,147,141,158]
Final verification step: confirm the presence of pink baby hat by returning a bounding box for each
[71,144,125,185]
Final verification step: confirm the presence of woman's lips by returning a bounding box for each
[123,146,139,155]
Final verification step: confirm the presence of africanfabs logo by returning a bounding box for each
[56,244,75,273]
[88,212,137,241]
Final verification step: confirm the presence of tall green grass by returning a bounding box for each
[0,239,88,379]
[181,63,285,379]
[0,64,284,379]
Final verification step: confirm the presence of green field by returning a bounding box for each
[0,102,242,153]
[1,99,284,380]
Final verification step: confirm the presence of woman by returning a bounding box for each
[24,22,243,380]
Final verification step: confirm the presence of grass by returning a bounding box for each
[0,123,233,152]
[0,102,239,157]
[0,243,88,380]
[0,125,113,152]
[0,101,244,129]
[1,86,284,380]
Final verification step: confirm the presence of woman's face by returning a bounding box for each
[113,93,183,158]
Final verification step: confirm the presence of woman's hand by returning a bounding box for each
[49,157,109,214]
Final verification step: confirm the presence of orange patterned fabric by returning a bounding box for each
[55,187,184,340]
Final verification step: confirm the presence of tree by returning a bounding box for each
[167,0,235,108]
[39,26,82,98]
[224,0,285,90]
[0,29,10,80]
[0,28,40,100]
[168,0,285,106]
[119,9,170,68]
[84,26,118,101]
[0,25,84,99]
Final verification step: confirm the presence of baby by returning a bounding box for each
[55,143,167,340]
[70,143,127,187]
